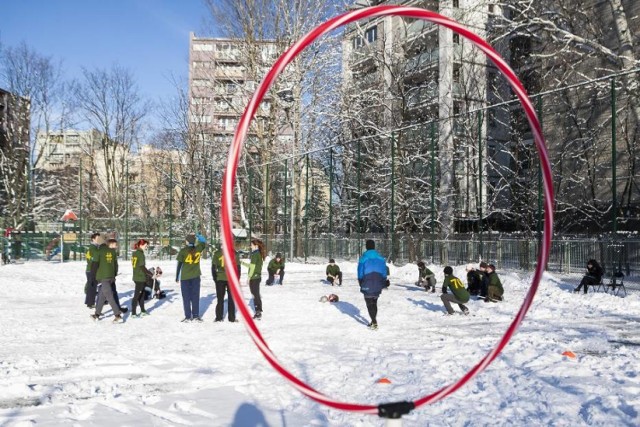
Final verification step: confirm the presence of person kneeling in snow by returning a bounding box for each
[266,253,285,285]
[440,266,470,315]
[326,259,342,286]
[416,261,436,292]
[486,264,504,302]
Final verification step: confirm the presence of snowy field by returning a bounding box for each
[0,258,638,427]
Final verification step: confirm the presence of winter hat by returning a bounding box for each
[328,294,339,303]
[417,261,425,268]
[479,261,488,269]
[186,234,196,245]
[365,239,375,250]
[275,252,282,259]
[329,258,335,263]
[319,295,329,303]
[443,266,453,275]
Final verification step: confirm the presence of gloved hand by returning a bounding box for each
[196,233,207,244]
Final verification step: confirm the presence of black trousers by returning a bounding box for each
[249,278,262,313]
[575,275,599,294]
[327,272,343,285]
[266,270,285,285]
[364,296,378,324]
[215,280,236,321]
[131,280,147,314]
[85,271,98,305]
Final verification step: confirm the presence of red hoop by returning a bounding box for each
[221,5,554,414]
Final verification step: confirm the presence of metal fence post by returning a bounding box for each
[249,167,253,243]
[329,148,334,258]
[391,132,396,262]
[305,154,309,263]
[284,159,288,259]
[477,110,483,258]
[124,161,129,260]
[357,139,362,254]
[611,76,617,234]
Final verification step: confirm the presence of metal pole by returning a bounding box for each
[79,157,83,248]
[264,163,269,251]
[304,154,309,263]
[390,133,395,262]
[329,148,334,258]
[169,163,173,261]
[284,159,288,259]
[357,139,362,254]
[249,167,253,244]
[430,121,436,259]
[611,76,617,234]
[477,110,483,258]
[209,164,214,244]
[290,123,296,260]
[125,161,129,260]
[536,97,543,248]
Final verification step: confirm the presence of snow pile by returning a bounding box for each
[0,260,638,426]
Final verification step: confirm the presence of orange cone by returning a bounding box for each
[562,351,576,358]
[377,377,392,384]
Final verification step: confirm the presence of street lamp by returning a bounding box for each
[277,88,296,259]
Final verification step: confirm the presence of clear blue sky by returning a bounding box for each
[0,0,215,101]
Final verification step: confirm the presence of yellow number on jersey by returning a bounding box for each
[185,252,202,264]
[218,255,225,268]
[132,256,137,268]
[451,278,464,289]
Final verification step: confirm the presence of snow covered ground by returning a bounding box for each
[0,258,638,426]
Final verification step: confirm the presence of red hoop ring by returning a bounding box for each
[221,5,554,414]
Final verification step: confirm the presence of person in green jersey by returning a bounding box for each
[440,266,470,315]
[84,232,102,308]
[325,259,342,286]
[131,239,153,317]
[416,261,436,293]
[486,264,504,302]
[175,233,207,322]
[91,238,124,323]
[211,242,241,322]
[246,239,266,320]
[266,253,285,285]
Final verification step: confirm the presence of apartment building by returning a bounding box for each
[188,33,284,155]
[35,129,103,171]
[341,0,492,232]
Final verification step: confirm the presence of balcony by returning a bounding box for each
[405,19,436,41]
[406,48,439,75]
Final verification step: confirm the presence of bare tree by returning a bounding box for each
[202,0,341,255]
[73,65,149,225]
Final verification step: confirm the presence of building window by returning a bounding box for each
[488,4,494,13]
[217,117,237,130]
[193,43,213,51]
[453,101,462,116]
[453,0,460,8]
[190,115,212,123]
[453,33,460,44]
[193,79,209,87]
[353,36,364,49]
[453,63,461,83]
[365,26,377,43]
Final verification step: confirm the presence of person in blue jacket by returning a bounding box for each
[357,239,387,330]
